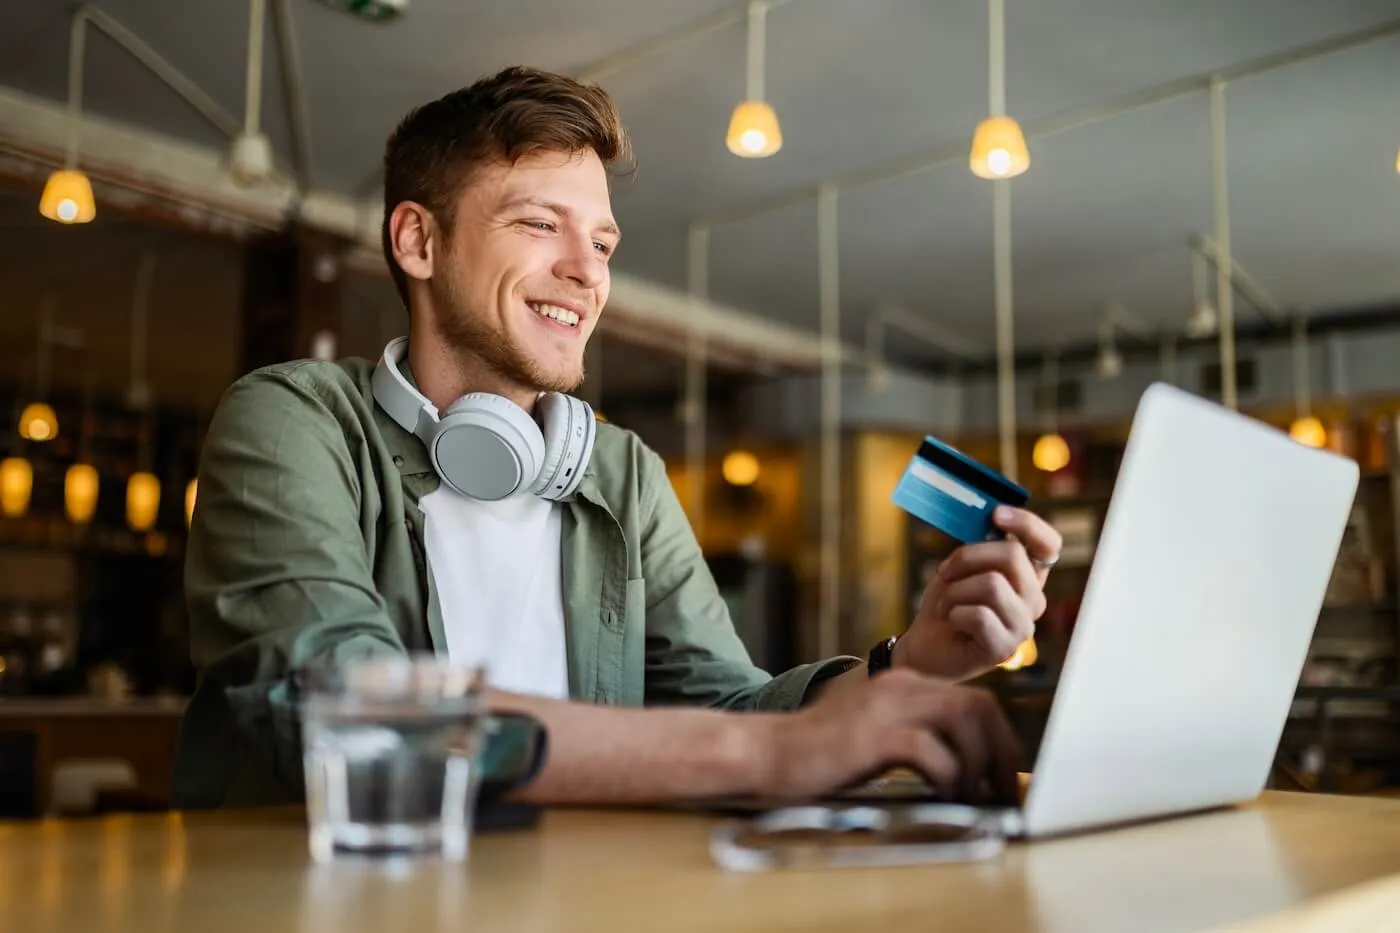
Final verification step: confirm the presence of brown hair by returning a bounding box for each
[379,66,633,306]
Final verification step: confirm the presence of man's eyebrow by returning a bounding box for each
[500,196,621,239]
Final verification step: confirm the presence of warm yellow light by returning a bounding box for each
[65,462,99,524]
[126,471,161,531]
[1289,416,1327,448]
[970,115,1030,180]
[1,457,33,518]
[1032,433,1070,473]
[185,478,198,528]
[722,450,761,487]
[1395,145,1399,174]
[18,402,58,442]
[999,637,1038,671]
[38,169,96,224]
[726,100,782,158]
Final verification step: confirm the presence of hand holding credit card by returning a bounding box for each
[892,436,1030,544]
[889,436,1051,677]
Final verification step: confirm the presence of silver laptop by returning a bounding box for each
[707,382,1359,869]
[1008,380,1359,839]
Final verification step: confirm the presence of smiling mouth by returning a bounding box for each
[528,301,581,328]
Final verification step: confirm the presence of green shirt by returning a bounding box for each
[173,356,858,808]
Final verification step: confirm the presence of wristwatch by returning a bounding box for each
[867,635,899,677]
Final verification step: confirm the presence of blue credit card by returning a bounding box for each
[892,436,1030,543]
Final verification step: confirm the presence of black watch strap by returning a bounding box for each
[867,635,898,677]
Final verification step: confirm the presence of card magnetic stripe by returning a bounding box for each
[916,438,1029,507]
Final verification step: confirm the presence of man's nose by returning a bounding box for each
[555,238,606,290]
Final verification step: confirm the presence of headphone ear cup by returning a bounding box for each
[432,394,546,500]
[534,393,596,500]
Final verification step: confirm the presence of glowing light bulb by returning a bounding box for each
[65,463,99,524]
[722,450,761,487]
[38,169,96,224]
[1289,416,1326,449]
[127,471,161,531]
[969,116,1030,180]
[726,101,782,158]
[1,457,33,518]
[1032,434,1071,473]
[18,402,57,442]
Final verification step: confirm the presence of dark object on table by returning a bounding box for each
[475,709,548,831]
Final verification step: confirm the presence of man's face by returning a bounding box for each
[428,148,619,395]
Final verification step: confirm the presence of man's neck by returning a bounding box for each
[407,336,537,415]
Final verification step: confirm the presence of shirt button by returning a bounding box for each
[393,455,404,466]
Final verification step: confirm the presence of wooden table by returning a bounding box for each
[2,791,1400,932]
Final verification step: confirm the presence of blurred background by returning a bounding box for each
[0,0,1398,814]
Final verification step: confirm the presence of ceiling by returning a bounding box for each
[1,0,1398,370]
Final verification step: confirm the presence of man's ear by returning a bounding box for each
[389,201,436,283]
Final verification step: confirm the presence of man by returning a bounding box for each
[174,66,1062,809]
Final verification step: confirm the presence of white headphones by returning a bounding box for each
[370,336,596,502]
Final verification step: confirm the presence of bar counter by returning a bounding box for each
[2,790,1400,932]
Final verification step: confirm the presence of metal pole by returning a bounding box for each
[817,184,841,660]
[271,0,314,190]
[685,225,710,542]
[1210,76,1237,410]
[1292,314,1311,418]
[65,9,86,168]
[82,5,242,139]
[243,0,266,139]
[988,0,1005,117]
[994,177,1017,481]
[1160,335,1178,386]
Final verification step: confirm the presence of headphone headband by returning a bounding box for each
[372,336,437,433]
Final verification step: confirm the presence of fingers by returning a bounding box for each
[879,677,1020,805]
[886,728,962,799]
[937,540,1040,605]
[947,604,1026,664]
[992,506,1063,578]
[934,571,1036,643]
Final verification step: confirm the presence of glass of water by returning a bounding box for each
[300,655,488,863]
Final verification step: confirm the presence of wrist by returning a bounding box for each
[724,713,784,797]
[889,631,912,670]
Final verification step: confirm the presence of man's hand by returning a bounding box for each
[761,668,1021,805]
[894,506,1063,682]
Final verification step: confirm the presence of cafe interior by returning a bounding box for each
[1,1,1400,930]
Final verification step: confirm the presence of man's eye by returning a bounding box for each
[594,241,614,256]
[526,221,555,232]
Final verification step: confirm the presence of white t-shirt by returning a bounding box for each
[419,486,569,700]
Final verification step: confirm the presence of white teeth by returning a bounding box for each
[531,303,580,327]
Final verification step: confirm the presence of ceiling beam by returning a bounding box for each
[697,17,1400,229]
[0,85,865,374]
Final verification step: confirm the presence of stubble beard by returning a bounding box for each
[428,272,585,396]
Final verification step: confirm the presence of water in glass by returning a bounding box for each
[301,658,486,862]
